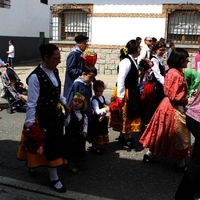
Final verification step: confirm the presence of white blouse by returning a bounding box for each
[151,55,165,85]
[117,55,138,98]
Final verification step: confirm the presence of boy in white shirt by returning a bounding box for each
[6,40,15,68]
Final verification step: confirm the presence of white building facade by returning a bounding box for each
[0,0,56,62]
[1,0,200,73]
[50,0,200,74]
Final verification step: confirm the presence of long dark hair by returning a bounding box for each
[167,48,189,69]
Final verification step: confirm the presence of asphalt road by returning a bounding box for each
[0,88,188,200]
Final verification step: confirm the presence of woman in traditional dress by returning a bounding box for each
[140,41,166,127]
[140,48,191,173]
[175,81,200,199]
[17,44,68,193]
[110,39,142,148]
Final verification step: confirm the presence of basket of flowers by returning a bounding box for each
[83,49,97,65]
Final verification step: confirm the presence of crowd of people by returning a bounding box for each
[13,35,200,199]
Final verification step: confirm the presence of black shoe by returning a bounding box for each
[49,179,66,193]
[142,154,156,164]
[28,168,37,178]
[126,138,135,149]
[68,166,81,174]
[175,164,187,174]
[92,148,103,155]
[117,136,126,143]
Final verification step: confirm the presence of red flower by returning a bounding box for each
[23,124,46,154]
[83,49,97,65]
[83,54,97,65]
[110,97,124,111]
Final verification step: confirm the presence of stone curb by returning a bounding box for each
[0,176,116,200]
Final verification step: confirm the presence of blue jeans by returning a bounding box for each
[7,57,14,68]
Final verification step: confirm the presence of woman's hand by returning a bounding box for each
[82,132,87,138]
[37,146,44,154]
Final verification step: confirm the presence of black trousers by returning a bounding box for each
[175,115,200,200]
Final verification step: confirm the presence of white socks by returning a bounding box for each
[146,150,154,158]
[176,158,185,167]
[48,168,63,189]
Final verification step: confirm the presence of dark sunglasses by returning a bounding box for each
[146,40,152,42]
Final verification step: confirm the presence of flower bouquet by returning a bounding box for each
[83,49,97,65]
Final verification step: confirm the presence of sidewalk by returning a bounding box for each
[0,176,115,200]
[14,63,117,91]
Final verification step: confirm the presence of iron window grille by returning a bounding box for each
[0,0,11,8]
[167,10,200,44]
[50,6,91,42]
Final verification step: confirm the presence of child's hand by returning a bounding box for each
[146,58,154,67]
[65,105,71,114]
[105,106,110,112]
[188,97,194,105]
[82,132,87,138]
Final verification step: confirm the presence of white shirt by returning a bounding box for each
[8,45,15,58]
[117,55,138,98]
[25,64,66,127]
[137,44,151,64]
[91,95,110,115]
[64,109,88,133]
[151,55,165,85]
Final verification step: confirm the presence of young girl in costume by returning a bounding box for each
[88,80,110,154]
[64,92,88,174]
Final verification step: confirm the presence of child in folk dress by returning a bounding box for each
[88,80,110,154]
[64,93,88,174]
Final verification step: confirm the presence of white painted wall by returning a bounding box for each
[1,0,199,44]
[51,0,200,45]
[0,0,57,38]
[55,0,200,5]
[93,5,162,13]
[91,17,166,45]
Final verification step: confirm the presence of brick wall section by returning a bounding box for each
[58,45,196,74]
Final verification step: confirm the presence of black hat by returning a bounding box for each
[74,35,89,42]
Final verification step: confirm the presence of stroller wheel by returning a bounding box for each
[7,107,13,114]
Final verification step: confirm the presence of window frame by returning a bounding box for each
[164,3,200,46]
[50,4,93,42]
[0,0,11,8]
[40,0,48,5]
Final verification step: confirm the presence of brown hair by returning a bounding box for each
[93,80,106,90]
[151,41,166,54]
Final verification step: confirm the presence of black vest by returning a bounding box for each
[26,65,61,113]
[124,55,139,89]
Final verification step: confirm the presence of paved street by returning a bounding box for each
[0,62,188,200]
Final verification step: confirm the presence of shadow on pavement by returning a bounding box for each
[0,137,184,200]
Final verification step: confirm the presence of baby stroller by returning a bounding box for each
[0,66,27,113]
